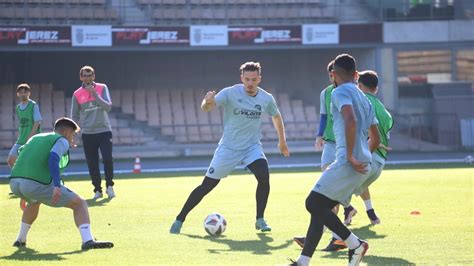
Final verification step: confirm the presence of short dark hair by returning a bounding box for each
[80,65,95,76]
[54,117,80,133]
[333,54,356,74]
[327,60,334,73]
[16,83,31,92]
[240,62,261,75]
[358,70,379,89]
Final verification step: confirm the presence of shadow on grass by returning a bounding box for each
[318,225,413,265]
[351,224,387,240]
[86,197,112,207]
[320,251,414,265]
[183,232,293,255]
[0,247,84,261]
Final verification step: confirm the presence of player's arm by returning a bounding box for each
[271,114,290,157]
[315,89,327,151]
[27,104,42,140]
[341,105,367,174]
[49,138,69,205]
[368,125,380,153]
[91,84,112,112]
[71,95,80,122]
[201,91,217,112]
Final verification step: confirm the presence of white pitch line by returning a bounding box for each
[0,158,469,178]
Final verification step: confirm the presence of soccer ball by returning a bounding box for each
[203,213,227,236]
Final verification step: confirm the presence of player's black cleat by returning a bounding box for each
[13,240,26,247]
[344,205,358,225]
[293,236,305,248]
[367,209,381,225]
[321,237,347,252]
[81,240,114,250]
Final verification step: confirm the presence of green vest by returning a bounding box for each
[10,132,70,185]
[365,94,394,160]
[16,100,41,145]
[323,84,335,143]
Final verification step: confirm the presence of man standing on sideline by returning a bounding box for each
[170,62,290,234]
[71,66,115,199]
[9,117,113,250]
[7,84,42,168]
[289,54,380,266]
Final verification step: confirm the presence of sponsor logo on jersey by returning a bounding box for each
[233,108,262,119]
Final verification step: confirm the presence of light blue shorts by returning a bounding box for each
[312,159,371,207]
[321,142,336,168]
[10,178,79,208]
[8,143,21,157]
[205,144,266,179]
[354,154,385,196]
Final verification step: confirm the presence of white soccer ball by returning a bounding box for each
[204,213,227,236]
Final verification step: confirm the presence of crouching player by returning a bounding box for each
[9,117,114,250]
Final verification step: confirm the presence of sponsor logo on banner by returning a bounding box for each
[72,25,112,47]
[228,26,301,45]
[190,25,228,46]
[112,27,189,45]
[302,24,338,45]
[0,27,70,45]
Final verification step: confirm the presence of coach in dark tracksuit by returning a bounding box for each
[71,65,115,200]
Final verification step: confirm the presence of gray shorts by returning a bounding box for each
[321,142,336,168]
[205,144,266,179]
[10,178,79,208]
[354,154,385,196]
[8,144,21,157]
[312,160,371,207]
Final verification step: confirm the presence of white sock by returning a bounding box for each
[17,222,31,242]
[296,255,311,266]
[332,231,342,240]
[78,224,94,243]
[345,233,361,249]
[364,200,373,211]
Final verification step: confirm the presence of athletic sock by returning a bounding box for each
[345,233,361,249]
[78,224,94,243]
[364,200,373,211]
[17,222,31,242]
[296,255,311,266]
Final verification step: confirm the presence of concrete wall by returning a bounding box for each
[384,20,474,43]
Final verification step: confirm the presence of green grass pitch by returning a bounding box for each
[0,167,473,265]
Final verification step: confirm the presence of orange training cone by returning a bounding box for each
[133,156,141,174]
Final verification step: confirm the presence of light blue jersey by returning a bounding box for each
[215,84,280,150]
[331,82,377,164]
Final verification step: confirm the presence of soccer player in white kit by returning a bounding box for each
[170,62,290,234]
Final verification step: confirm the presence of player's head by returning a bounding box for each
[16,83,31,102]
[332,54,357,86]
[327,60,335,83]
[54,117,80,145]
[240,62,262,96]
[79,65,95,85]
[358,70,379,94]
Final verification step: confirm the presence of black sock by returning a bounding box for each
[247,159,270,219]
[302,192,352,257]
[176,177,219,222]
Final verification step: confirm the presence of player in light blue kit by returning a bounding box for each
[170,62,290,234]
[289,54,380,266]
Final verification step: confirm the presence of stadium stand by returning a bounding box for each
[108,88,318,144]
[0,82,319,147]
[0,0,117,24]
